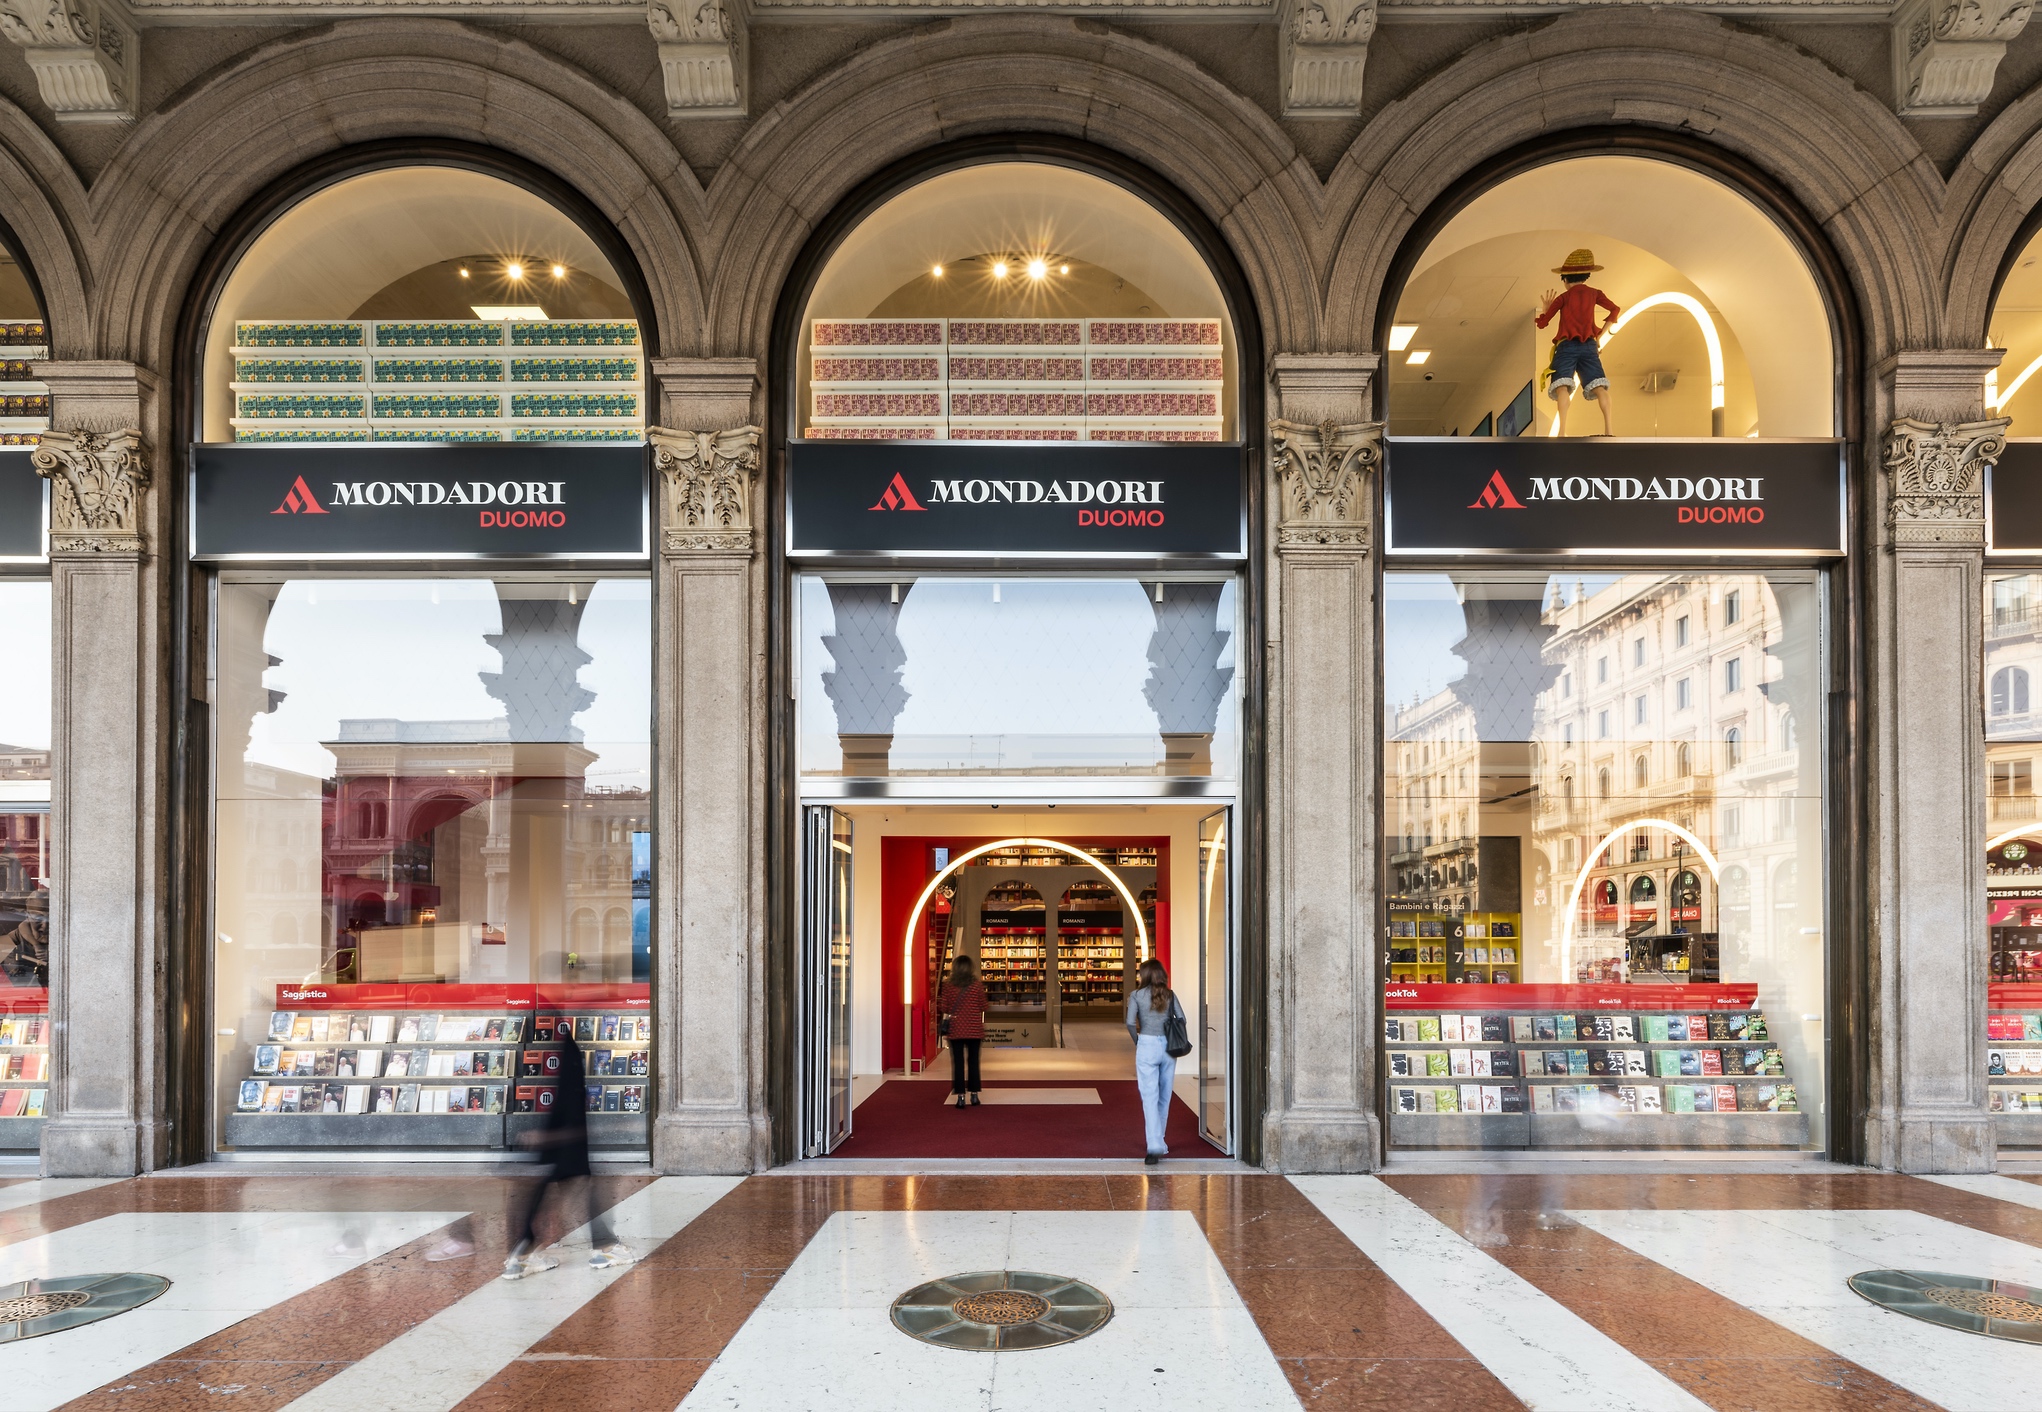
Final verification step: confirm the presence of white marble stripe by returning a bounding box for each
[1568,1206,2042,1412]
[279,1176,740,1412]
[1291,1176,1710,1412]
[0,1178,121,1217]
[1919,1172,2042,1212]
[0,1208,461,1410]
[680,1209,1300,1411]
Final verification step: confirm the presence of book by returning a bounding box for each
[536,1085,557,1112]
[276,1085,303,1114]
[1715,1084,1737,1111]
[1471,1050,1491,1077]
[1535,1016,1557,1041]
[321,1086,343,1113]
[1994,1088,2007,1112]
[464,1018,489,1042]
[396,1083,420,1114]
[370,1015,395,1044]
[1499,1085,1524,1114]
[505,1017,526,1043]
[314,1050,337,1077]
[2027,1017,2042,1043]
[1616,1086,1639,1113]
[21,1091,43,1117]
[1667,1016,1688,1042]
[1587,1048,1613,1076]
[1639,1085,1662,1112]
[1417,1017,1440,1042]
[1556,1015,1577,1041]
[1426,1052,1450,1077]
[1699,1049,1723,1076]
[1567,1049,1589,1075]
[397,1016,420,1043]
[238,1080,266,1111]
[487,1086,506,1114]
[334,1051,356,1078]
[1708,1014,1732,1041]
[1643,1015,1669,1043]
[385,1050,410,1078]
[372,1085,395,1112]
[253,1045,279,1075]
[1575,1015,1599,1040]
[1479,1085,1501,1113]
[514,1085,537,1113]
[1654,1050,1682,1077]
[1481,1016,1508,1043]
[452,1052,472,1078]
[629,1050,649,1077]
[585,1083,604,1113]
[1449,1048,1471,1076]
[576,1016,597,1043]
[1554,1085,1579,1113]
[1724,1013,1750,1042]
[291,1016,313,1041]
[1543,1050,1569,1076]
[1442,1015,1464,1042]
[591,1050,611,1077]
[604,1086,622,1112]
[260,1084,283,1112]
[343,1084,368,1114]
[1592,1016,1616,1042]
[268,1012,294,1041]
[447,1086,467,1113]
[1623,1050,1648,1076]
[1692,1084,1715,1112]
[418,1014,441,1043]
[1531,1084,1555,1113]
[1612,1016,1636,1042]
[1511,1017,1536,1042]
[1746,1012,1770,1040]
[1760,1048,1786,1076]
[1679,1050,1702,1077]
[1668,1084,1696,1113]
[349,1015,370,1043]
[1772,1083,1799,1112]
[601,1015,619,1042]
[1722,1047,1749,1076]
[1687,1015,1711,1042]
[1396,1087,1419,1113]
[485,1018,505,1041]
[309,1015,330,1042]
[1434,1086,1460,1113]
[1489,1049,1516,1077]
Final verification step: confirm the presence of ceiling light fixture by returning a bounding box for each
[1406,349,1431,365]
[991,260,1009,279]
[505,262,525,280]
[551,264,566,279]
[1389,324,1418,351]
[932,264,944,277]
[457,267,470,279]
[1060,264,1070,275]
[1027,259,1048,280]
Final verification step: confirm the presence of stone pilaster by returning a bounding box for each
[1261,354,1382,1171]
[647,357,766,1173]
[1865,349,2004,1173]
[31,363,167,1176]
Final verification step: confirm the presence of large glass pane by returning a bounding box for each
[1986,572,2042,1139]
[1384,571,1824,1152]
[0,579,50,1147]
[1199,808,1230,1149]
[212,576,651,1153]
[799,575,1237,779]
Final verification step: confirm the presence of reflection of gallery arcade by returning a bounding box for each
[1381,152,1838,1153]
[197,163,656,1158]
[785,162,1248,1162]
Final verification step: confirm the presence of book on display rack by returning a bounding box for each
[1384,981,1808,1149]
[0,988,50,1148]
[221,982,650,1151]
[1985,983,2042,1140]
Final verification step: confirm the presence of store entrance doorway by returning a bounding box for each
[795,803,1234,1160]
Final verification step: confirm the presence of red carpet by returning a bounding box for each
[828,1079,1215,1159]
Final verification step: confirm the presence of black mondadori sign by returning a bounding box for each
[189,443,649,560]
[1387,438,1844,555]
[1990,440,2042,554]
[788,441,1243,556]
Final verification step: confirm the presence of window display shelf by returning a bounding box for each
[1384,982,1805,1149]
[222,982,649,1153]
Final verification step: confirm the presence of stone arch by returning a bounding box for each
[83,18,706,369]
[694,15,1325,361]
[1941,85,2042,346]
[1320,9,1938,359]
[0,100,89,362]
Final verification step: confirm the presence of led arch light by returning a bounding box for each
[1558,817,1722,978]
[1991,353,2042,411]
[900,837,1152,1064]
[1989,825,2042,853]
[1550,291,1727,436]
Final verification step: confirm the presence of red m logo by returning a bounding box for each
[272,475,329,515]
[868,472,926,512]
[1467,470,1525,510]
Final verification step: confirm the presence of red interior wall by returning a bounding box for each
[879,834,1172,1073]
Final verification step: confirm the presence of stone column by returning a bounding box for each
[647,357,767,1173]
[1865,349,2005,1172]
[1261,354,1383,1171]
[31,363,168,1175]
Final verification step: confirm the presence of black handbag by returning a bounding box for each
[1164,996,1192,1058]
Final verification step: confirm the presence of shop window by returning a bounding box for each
[1385,571,1824,1151]
[211,576,651,1153]
[0,578,50,1145]
[1389,156,1834,438]
[796,163,1236,443]
[201,167,642,447]
[798,576,1238,780]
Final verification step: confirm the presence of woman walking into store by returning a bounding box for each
[938,953,987,1108]
[1127,958,1186,1163]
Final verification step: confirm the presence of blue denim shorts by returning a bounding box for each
[1545,337,1609,398]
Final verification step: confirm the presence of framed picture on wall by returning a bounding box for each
[1471,413,1494,437]
[1496,381,1535,438]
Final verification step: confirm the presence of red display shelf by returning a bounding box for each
[0,988,47,1014]
[1384,981,1758,1011]
[276,982,650,1010]
[1989,984,2042,1007]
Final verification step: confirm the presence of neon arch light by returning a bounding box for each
[1559,817,1722,978]
[1548,291,1727,436]
[1988,825,2042,853]
[1990,353,2042,412]
[901,837,1152,1063]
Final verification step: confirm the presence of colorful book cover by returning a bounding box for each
[1417,1017,1441,1042]
[1490,1049,1517,1077]
[2027,1017,2042,1042]
[1587,1048,1613,1076]
[308,1015,330,1042]
[1544,1050,1570,1075]
[1531,1084,1555,1113]
[1567,1049,1590,1075]
[1687,1016,1711,1041]
[1427,1052,1450,1077]
[1449,1049,1472,1076]
[349,1015,370,1042]
[1396,1088,1419,1113]
[1699,1049,1723,1076]
[1612,1016,1636,1042]
[600,1015,619,1042]
[237,1081,264,1111]
[629,1050,649,1077]
[1471,1051,1491,1077]
[622,1085,644,1113]
[1478,1086,1501,1113]
[1692,1085,1716,1112]
[1668,1085,1696,1113]
[1434,1087,1460,1114]
[1511,1016,1536,1042]
[1535,1016,1558,1041]
[1722,1047,1748,1075]
[1654,1050,1682,1077]
[1738,1085,1765,1112]
[1639,1085,1663,1112]
[1481,1016,1508,1042]
[1556,1015,1578,1040]
[1643,1016,1669,1043]
[268,1011,294,1041]
[1679,1050,1702,1076]
[505,1017,526,1043]
[1390,1052,1412,1078]
[1715,1084,1738,1111]
[1499,1085,1524,1113]
[372,1085,395,1112]
[1761,1048,1786,1076]
[1666,1016,1688,1042]
[1624,1050,1649,1076]
[446,1086,467,1113]
[315,1050,337,1077]
[21,1090,43,1117]
[291,1016,314,1041]
[1747,1012,1770,1040]
[1772,1083,1799,1112]
[487,1086,506,1114]
[253,1045,279,1075]
[1708,1014,1732,1041]
[1554,1086,1580,1113]
[397,1016,420,1043]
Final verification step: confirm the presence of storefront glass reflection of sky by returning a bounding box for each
[0,582,49,754]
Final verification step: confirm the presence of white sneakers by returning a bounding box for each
[500,1243,637,1279]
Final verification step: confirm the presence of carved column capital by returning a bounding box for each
[650,424,760,557]
[1882,416,2007,546]
[1892,0,2031,116]
[0,0,136,122]
[33,427,148,555]
[1272,417,1379,550]
[650,0,746,118]
[1279,0,1374,117]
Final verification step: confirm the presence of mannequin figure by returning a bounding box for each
[1536,248,1620,436]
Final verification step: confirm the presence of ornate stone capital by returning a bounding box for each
[0,0,136,122]
[1279,0,1374,117]
[1272,417,1378,549]
[1891,0,2030,115]
[1882,416,2007,545]
[650,0,746,117]
[33,427,147,554]
[650,423,760,558]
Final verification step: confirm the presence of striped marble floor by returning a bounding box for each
[0,1169,2039,1409]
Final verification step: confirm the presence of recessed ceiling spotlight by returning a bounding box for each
[991,260,1009,279]
[551,264,566,279]
[1060,264,1070,275]
[1389,324,1418,351]
[505,262,525,280]
[932,264,944,277]
[458,267,470,279]
[1406,349,1432,365]
[1027,259,1048,280]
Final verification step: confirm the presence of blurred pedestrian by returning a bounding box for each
[502,1025,636,1278]
[1126,958,1186,1164]
[938,953,986,1108]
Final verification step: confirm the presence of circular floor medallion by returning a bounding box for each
[1849,1269,2042,1343]
[891,1270,1112,1351]
[0,1273,171,1343]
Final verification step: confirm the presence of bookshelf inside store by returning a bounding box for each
[222,983,649,1152]
[0,989,50,1149]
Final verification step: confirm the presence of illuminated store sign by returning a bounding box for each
[0,450,44,561]
[189,443,649,560]
[1386,438,1845,555]
[788,442,1244,557]
[1990,441,2042,554]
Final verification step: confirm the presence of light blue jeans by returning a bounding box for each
[1134,1034,1175,1155]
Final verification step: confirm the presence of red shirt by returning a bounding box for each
[939,981,988,1040]
[1536,284,1620,344]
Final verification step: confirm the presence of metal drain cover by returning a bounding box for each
[0,1273,170,1342]
[1850,1270,2042,1342]
[891,1270,1112,1351]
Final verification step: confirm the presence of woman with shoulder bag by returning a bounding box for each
[1126,957,1191,1163]
[937,953,987,1108]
